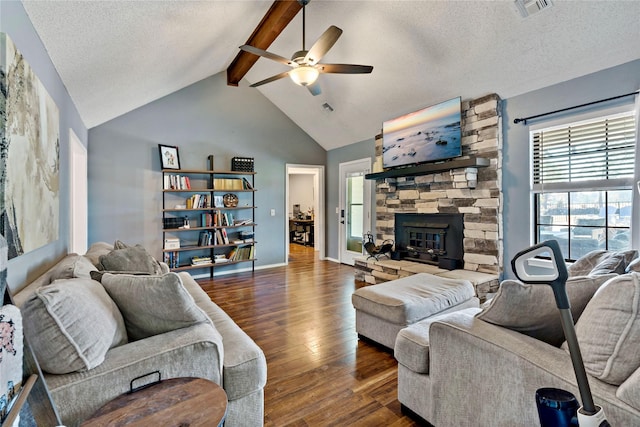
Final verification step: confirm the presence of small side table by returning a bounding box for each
[81,377,227,426]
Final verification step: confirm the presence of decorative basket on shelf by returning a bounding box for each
[223,193,239,208]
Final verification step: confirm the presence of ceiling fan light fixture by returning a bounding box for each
[289,66,319,86]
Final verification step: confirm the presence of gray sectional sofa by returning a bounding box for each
[13,242,266,426]
[394,249,640,426]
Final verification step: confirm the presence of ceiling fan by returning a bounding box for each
[239,0,373,96]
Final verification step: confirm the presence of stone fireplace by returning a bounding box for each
[369,94,503,276]
[394,213,463,269]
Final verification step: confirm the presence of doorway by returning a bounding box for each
[339,158,371,265]
[285,164,325,263]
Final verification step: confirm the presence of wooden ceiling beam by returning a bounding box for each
[226,0,302,87]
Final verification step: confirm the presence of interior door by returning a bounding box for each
[339,159,371,265]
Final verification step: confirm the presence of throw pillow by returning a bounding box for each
[589,253,627,276]
[98,244,162,275]
[476,275,611,346]
[21,278,128,374]
[99,272,212,341]
[566,272,640,385]
[113,239,129,250]
[84,242,115,267]
[568,249,637,277]
[626,257,640,273]
[49,254,97,281]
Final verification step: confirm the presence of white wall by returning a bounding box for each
[289,174,315,217]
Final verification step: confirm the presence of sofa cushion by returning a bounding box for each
[476,275,612,346]
[394,307,482,374]
[179,272,267,400]
[99,272,212,341]
[49,254,97,281]
[568,249,637,277]
[567,272,640,385]
[617,365,640,409]
[98,244,162,275]
[21,278,127,374]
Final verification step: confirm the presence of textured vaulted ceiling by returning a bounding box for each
[22,1,640,151]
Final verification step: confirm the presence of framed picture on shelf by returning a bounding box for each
[159,144,181,170]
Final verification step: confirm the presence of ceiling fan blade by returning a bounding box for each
[250,71,292,87]
[304,25,343,65]
[317,63,373,74]
[306,81,322,96]
[240,45,294,67]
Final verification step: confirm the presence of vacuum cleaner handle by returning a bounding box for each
[512,240,604,419]
[511,240,570,309]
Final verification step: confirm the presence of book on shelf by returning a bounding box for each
[191,255,212,266]
[201,213,214,227]
[239,230,254,240]
[213,178,244,190]
[221,228,230,244]
[228,245,254,261]
[164,237,180,250]
[164,251,180,269]
[242,177,253,190]
[233,218,252,226]
[215,229,224,245]
[186,194,211,209]
[164,174,192,190]
[198,231,213,246]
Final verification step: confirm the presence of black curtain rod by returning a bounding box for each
[513,90,639,125]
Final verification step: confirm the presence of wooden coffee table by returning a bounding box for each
[81,377,227,426]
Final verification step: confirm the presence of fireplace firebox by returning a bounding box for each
[394,213,464,269]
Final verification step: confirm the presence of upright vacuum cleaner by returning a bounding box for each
[511,240,610,427]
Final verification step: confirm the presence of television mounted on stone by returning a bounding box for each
[382,96,462,169]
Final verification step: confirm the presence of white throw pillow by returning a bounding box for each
[567,272,640,385]
[98,272,212,341]
[21,278,127,374]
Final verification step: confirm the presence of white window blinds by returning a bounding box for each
[532,111,636,192]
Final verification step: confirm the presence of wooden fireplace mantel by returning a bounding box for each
[365,157,489,180]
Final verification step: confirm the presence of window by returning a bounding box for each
[532,109,637,261]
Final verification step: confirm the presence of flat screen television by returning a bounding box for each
[382,96,462,169]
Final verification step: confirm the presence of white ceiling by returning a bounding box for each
[22,1,640,151]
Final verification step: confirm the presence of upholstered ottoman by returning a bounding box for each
[351,273,479,349]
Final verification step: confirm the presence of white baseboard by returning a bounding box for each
[325,257,340,263]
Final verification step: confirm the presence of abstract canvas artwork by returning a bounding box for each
[0,33,60,259]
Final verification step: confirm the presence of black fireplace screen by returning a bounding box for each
[395,213,463,266]
[406,223,447,255]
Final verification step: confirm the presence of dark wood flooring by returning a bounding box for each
[197,244,423,426]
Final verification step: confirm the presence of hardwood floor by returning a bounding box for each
[197,244,424,426]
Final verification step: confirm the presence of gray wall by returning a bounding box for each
[1,1,88,292]
[88,72,326,270]
[326,138,376,260]
[502,59,640,278]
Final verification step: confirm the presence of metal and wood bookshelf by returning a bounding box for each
[161,169,256,278]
